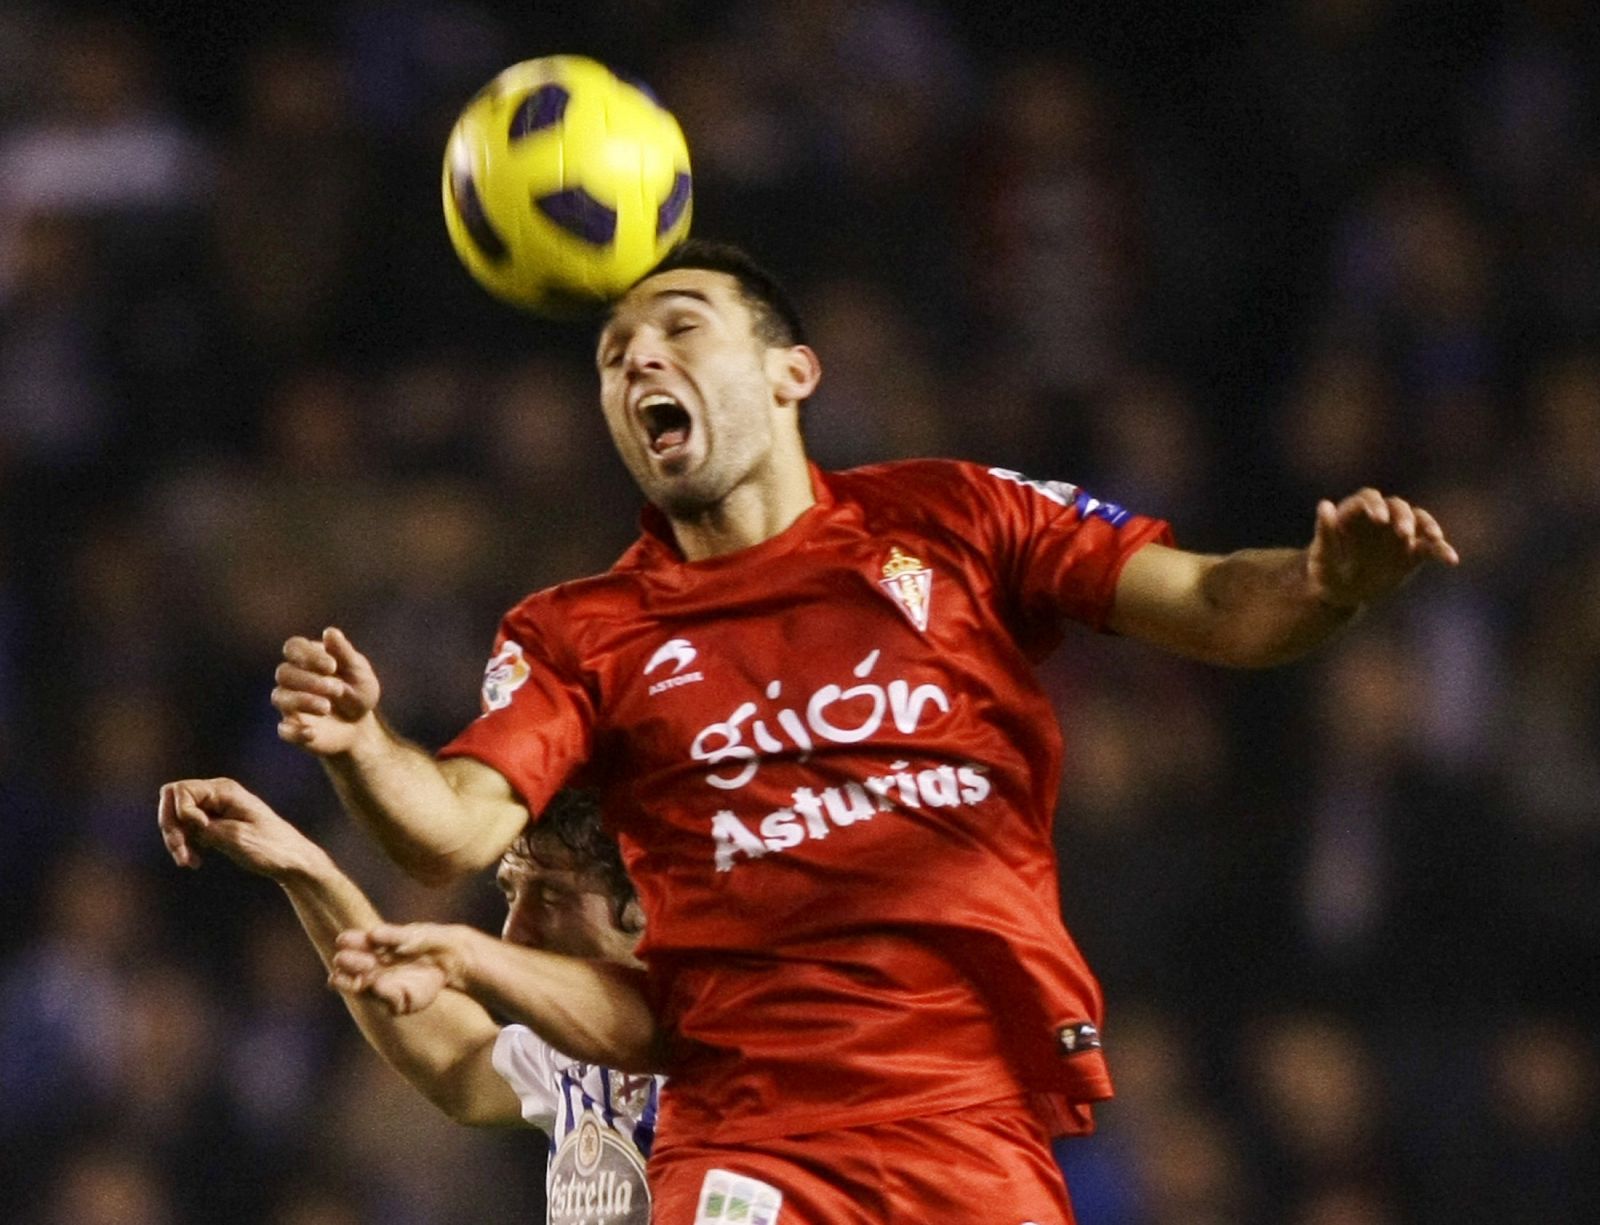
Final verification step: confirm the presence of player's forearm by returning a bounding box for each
[278,859,518,1125]
[276,850,384,969]
[1195,547,1360,666]
[454,930,665,1074]
[320,716,509,884]
[344,986,513,1126]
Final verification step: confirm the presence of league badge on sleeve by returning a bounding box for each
[694,1169,783,1225]
[988,467,1132,527]
[878,545,933,633]
[480,640,531,712]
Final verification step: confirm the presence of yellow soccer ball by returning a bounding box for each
[441,55,692,316]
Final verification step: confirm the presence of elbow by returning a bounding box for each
[428,1082,504,1128]
[605,1029,672,1077]
[440,1097,502,1128]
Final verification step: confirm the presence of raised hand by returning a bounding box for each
[1308,488,1459,610]
[157,777,321,878]
[273,626,383,755]
[329,923,470,1015]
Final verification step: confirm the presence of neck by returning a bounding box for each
[669,452,816,561]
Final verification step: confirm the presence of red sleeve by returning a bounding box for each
[965,463,1174,633]
[437,605,595,821]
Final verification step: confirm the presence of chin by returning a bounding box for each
[650,470,727,518]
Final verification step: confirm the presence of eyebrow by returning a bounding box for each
[598,288,714,357]
[648,288,712,307]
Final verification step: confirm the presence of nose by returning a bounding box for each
[503,904,542,948]
[623,330,670,376]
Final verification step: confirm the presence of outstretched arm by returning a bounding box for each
[1109,488,1459,667]
[158,778,525,1127]
[268,627,530,883]
[329,923,666,1075]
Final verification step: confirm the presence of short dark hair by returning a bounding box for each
[641,239,808,347]
[507,789,636,922]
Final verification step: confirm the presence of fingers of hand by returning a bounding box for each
[276,717,321,747]
[1385,496,1417,545]
[327,962,373,997]
[1326,490,1459,566]
[175,776,246,817]
[1378,497,1459,566]
[1411,506,1461,565]
[323,627,367,676]
[275,662,345,700]
[282,635,338,676]
[366,922,413,953]
[156,783,200,868]
[332,946,379,976]
[272,686,332,718]
[1337,487,1389,526]
[328,956,421,1016]
[372,978,413,1015]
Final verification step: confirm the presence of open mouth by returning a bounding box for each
[639,393,693,457]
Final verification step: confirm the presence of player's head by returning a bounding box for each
[595,239,821,518]
[497,789,642,966]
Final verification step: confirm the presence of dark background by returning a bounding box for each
[1,2,1597,1222]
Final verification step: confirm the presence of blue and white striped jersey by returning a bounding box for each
[492,1024,663,1224]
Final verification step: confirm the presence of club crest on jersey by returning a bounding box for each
[480,640,530,712]
[878,545,933,633]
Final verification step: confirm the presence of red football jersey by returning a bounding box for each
[441,459,1172,1149]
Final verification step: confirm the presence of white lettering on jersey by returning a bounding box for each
[645,637,705,696]
[712,760,993,871]
[689,650,952,790]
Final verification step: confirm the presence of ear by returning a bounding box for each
[618,898,646,935]
[766,344,822,405]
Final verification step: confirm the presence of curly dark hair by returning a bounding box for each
[506,789,637,926]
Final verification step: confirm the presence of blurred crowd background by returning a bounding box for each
[1,1,1597,1222]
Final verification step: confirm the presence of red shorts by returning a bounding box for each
[648,1096,1076,1224]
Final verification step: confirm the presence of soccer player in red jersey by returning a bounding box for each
[166,241,1458,1223]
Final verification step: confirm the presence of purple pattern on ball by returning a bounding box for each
[449,167,509,262]
[535,188,618,245]
[657,172,691,236]
[509,85,570,140]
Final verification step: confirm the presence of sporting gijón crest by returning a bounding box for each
[878,545,932,633]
